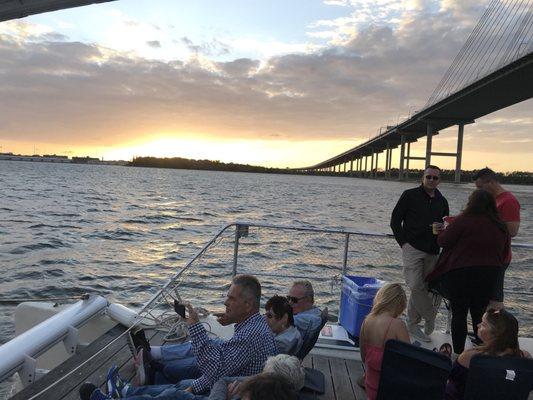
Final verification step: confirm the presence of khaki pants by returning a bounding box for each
[402,243,439,328]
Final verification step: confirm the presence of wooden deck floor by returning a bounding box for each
[10,326,366,400]
[302,354,367,400]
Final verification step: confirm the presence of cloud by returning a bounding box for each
[0,0,530,166]
[179,36,230,57]
[146,40,161,48]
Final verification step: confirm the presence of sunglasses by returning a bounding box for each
[286,295,307,304]
[425,175,440,181]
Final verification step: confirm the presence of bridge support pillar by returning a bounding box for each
[350,159,354,176]
[425,123,434,168]
[385,142,390,179]
[455,124,464,183]
[374,152,379,178]
[406,142,411,180]
[364,156,368,177]
[399,135,406,181]
[370,151,374,178]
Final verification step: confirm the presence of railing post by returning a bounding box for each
[232,224,249,277]
[233,226,240,277]
[342,233,350,276]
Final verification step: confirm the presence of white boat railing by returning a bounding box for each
[1,221,531,394]
[0,295,108,387]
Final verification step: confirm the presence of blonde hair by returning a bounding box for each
[369,283,406,317]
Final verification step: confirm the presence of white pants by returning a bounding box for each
[402,243,439,328]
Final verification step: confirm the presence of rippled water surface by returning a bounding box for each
[1,160,532,347]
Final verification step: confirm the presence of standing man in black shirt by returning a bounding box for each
[390,165,449,342]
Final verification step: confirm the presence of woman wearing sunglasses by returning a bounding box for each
[265,295,303,356]
[445,308,531,400]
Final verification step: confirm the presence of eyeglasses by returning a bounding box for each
[425,175,440,181]
[286,295,307,304]
[265,312,274,319]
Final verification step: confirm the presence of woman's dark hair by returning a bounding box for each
[239,373,297,400]
[480,309,522,357]
[462,189,507,233]
[265,295,294,326]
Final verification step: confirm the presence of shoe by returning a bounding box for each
[90,388,113,400]
[409,325,431,342]
[79,382,97,400]
[126,331,138,358]
[437,343,452,359]
[356,374,365,389]
[132,330,151,354]
[106,365,127,398]
[134,348,153,386]
[424,320,435,336]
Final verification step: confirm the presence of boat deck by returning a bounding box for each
[10,325,366,400]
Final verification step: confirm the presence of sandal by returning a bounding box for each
[438,342,452,359]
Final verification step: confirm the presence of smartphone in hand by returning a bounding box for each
[174,299,186,318]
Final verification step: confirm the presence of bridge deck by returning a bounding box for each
[10,327,366,400]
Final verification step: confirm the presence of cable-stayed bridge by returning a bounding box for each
[300,0,533,182]
[0,0,116,22]
[0,1,531,183]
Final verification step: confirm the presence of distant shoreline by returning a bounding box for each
[2,155,531,185]
[129,156,533,185]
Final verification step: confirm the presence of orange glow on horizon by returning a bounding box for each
[1,135,530,172]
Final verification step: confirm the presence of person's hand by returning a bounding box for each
[185,303,200,326]
[185,387,193,393]
[214,312,231,326]
[227,381,241,400]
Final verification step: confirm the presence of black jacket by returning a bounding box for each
[390,185,449,254]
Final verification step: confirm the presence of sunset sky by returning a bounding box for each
[0,0,531,171]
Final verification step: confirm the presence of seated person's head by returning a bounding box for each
[369,283,406,318]
[265,295,294,334]
[478,308,522,356]
[224,274,261,324]
[239,373,297,400]
[287,280,314,314]
[263,354,305,391]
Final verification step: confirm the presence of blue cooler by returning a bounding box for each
[339,276,384,337]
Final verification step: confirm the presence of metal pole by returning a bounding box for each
[232,225,240,277]
[425,123,433,168]
[342,233,350,276]
[399,135,405,181]
[455,124,464,183]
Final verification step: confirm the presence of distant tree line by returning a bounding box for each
[129,157,533,185]
[130,157,292,174]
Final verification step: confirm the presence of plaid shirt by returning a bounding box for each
[189,313,276,394]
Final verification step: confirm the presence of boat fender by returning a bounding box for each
[107,303,141,328]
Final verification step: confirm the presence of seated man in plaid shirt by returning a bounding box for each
[122,274,277,396]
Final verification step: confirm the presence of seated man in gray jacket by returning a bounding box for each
[287,280,322,345]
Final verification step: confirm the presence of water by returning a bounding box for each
[1,160,532,346]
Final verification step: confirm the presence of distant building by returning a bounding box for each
[72,156,100,164]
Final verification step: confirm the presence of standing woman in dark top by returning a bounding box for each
[445,309,531,400]
[427,189,510,355]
